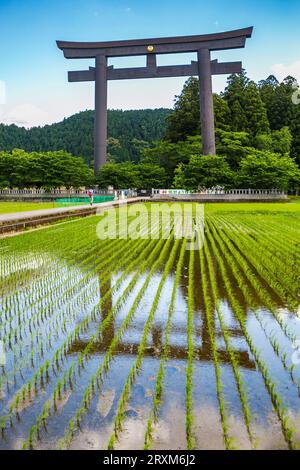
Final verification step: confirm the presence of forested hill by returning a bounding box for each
[0,108,172,165]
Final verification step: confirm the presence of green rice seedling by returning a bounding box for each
[204,230,255,447]
[144,237,187,450]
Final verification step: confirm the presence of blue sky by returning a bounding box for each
[0,0,299,127]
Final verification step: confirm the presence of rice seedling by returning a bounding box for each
[144,237,187,449]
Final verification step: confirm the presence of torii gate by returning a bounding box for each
[57,27,253,174]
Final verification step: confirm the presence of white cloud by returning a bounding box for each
[271,61,300,83]
[0,103,50,128]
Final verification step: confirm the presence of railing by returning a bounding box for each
[0,188,114,196]
[152,188,286,196]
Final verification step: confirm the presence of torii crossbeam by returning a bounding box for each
[57,27,253,174]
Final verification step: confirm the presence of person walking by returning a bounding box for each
[88,189,94,206]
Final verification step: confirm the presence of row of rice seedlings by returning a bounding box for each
[144,236,187,449]
[215,215,298,310]
[206,223,297,450]
[209,217,297,342]
[3,214,149,355]
[236,213,300,258]
[198,228,235,449]
[19,231,168,447]
[2,231,123,329]
[5,230,148,358]
[238,216,300,266]
[0,211,128,318]
[0,277,101,392]
[185,237,195,450]
[1,233,157,431]
[210,216,297,342]
[0,239,150,422]
[230,216,300,295]
[106,236,180,450]
[208,218,299,388]
[50,235,175,450]
[237,218,300,302]
[204,232,255,447]
[1,259,68,325]
[209,217,299,380]
[0,252,50,295]
[4,235,135,349]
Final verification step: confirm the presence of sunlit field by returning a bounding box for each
[0,197,115,215]
[0,201,300,450]
[0,201,58,214]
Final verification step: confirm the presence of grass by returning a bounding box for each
[0,201,57,214]
[0,200,90,214]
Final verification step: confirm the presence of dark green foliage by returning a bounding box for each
[96,162,167,189]
[216,129,252,169]
[165,77,231,142]
[236,152,300,191]
[166,77,200,142]
[173,155,233,190]
[142,135,202,185]
[0,149,94,189]
[222,72,270,135]
[259,75,300,164]
[1,70,300,192]
[0,109,171,166]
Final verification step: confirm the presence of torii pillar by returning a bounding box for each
[198,49,216,155]
[95,55,108,173]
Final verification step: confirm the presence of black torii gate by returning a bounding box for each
[57,27,253,174]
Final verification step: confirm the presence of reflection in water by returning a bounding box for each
[67,401,288,450]
[69,259,255,370]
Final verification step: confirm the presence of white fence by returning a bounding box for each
[0,188,114,199]
[152,188,287,200]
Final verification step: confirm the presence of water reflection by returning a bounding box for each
[68,268,255,371]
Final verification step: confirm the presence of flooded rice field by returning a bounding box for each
[0,202,300,450]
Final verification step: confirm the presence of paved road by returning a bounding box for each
[0,198,150,224]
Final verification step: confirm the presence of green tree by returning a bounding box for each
[96,162,139,189]
[96,162,166,189]
[135,163,167,189]
[165,77,231,142]
[271,126,292,155]
[0,149,93,189]
[216,129,251,169]
[236,152,300,191]
[242,81,270,135]
[142,136,202,184]
[166,77,200,142]
[173,155,234,190]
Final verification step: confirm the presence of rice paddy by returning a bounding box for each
[0,201,300,450]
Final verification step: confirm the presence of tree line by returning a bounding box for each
[97,71,300,192]
[0,109,171,166]
[1,71,300,191]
